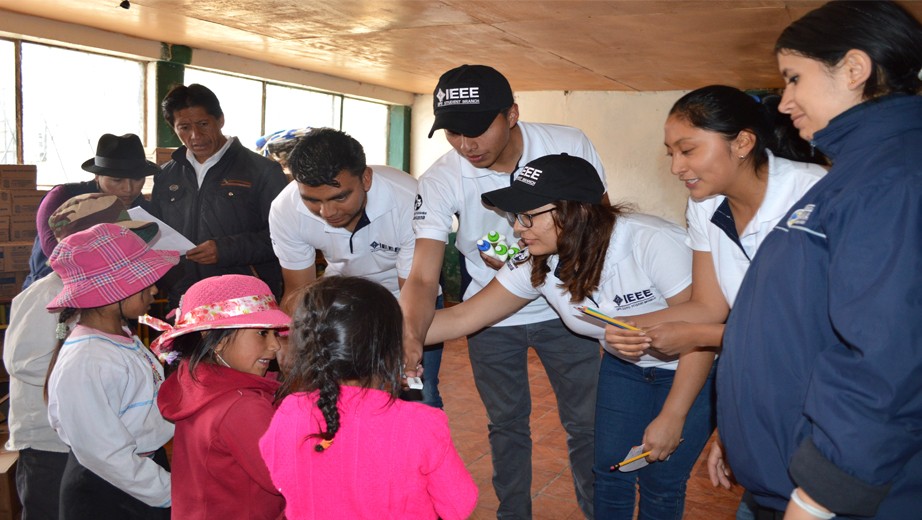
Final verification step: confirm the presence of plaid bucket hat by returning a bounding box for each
[47,223,179,311]
[141,274,290,361]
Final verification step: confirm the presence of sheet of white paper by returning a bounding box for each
[618,444,649,473]
[127,207,196,255]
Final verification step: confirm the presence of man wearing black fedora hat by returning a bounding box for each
[24,133,157,290]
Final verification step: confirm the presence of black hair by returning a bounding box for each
[43,307,79,402]
[276,276,404,452]
[161,83,225,127]
[669,85,825,173]
[162,329,240,379]
[287,128,366,187]
[776,1,922,99]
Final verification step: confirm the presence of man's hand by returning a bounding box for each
[480,251,505,270]
[186,240,219,265]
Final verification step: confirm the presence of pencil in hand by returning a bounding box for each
[576,306,644,331]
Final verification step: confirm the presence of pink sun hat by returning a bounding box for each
[47,223,179,311]
[141,274,291,360]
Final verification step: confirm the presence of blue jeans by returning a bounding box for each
[593,354,716,520]
[420,295,445,408]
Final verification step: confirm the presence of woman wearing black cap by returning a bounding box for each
[423,153,715,520]
[24,133,158,289]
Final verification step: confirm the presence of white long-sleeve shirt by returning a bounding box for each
[3,273,71,453]
[47,325,173,508]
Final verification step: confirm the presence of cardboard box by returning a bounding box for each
[0,217,9,243]
[0,189,45,217]
[0,449,20,520]
[0,242,33,272]
[9,217,37,242]
[0,193,10,218]
[0,272,26,300]
[11,190,45,216]
[0,165,36,191]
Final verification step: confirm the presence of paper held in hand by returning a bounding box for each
[127,207,196,255]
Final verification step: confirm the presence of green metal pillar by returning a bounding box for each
[386,105,411,173]
[155,43,192,147]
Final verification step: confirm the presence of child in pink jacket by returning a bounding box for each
[259,276,477,520]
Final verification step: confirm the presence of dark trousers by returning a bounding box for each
[59,448,171,520]
[16,448,69,520]
[467,319,600,520]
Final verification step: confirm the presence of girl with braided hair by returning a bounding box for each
[259,276,477,520]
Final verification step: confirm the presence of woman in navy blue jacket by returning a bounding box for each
[715,2,922,519]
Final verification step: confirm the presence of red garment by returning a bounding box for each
[158,360,284,520]
[259,386,477,520]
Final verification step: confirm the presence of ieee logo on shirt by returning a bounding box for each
[611,288,656,311]
[436,87,480,108]
[370,241,400,254]
[787,204,815,228]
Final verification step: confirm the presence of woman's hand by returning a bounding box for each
[604,319,650,357]
[644,321,702,356]
[642,411,686,462]
[707,438,733,490]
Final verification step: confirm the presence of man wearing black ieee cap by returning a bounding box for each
[400,64,608,519]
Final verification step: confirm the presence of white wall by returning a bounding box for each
[411,90,692,227]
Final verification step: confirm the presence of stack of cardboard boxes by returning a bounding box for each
[0,165,44,300]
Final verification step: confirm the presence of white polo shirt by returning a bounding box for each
[686,152,827,307]
[270,165,418,298]
[414,121,608,327]
[496,214,692,368]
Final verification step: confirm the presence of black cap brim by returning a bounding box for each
[428,109,501,138]
[481,186,557,214]
[82,158,160,178]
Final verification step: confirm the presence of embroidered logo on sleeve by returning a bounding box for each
[786,204,815,228]
[413,194,427,221]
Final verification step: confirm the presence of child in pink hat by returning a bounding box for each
[44,223,179,520]
[144,274,290,520]
[258,276,477,520]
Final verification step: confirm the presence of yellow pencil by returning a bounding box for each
[610,439,684,471]
[577,306,644,332]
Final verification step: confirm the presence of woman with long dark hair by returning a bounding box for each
[604,84,828,520]
[714,2,922,518]
[424,153,713,519]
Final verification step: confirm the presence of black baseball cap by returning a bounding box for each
[481,154,604,213]
[428,65,515,138]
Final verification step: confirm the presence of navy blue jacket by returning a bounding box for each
[719,95,922,518]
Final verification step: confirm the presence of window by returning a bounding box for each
[341,97,389,165]
[21,43,144,186]
[0,40,15,165]
[264,84,341,137]
[4,42,398,180]
[184,68,263,152]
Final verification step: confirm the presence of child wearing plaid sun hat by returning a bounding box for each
[44,223,179,520]
[143,274,290,520]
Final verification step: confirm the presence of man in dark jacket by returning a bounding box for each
[151,83,287,308]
